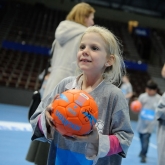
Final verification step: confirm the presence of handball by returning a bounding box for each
[130,100,142,112]
[51,89,98,136]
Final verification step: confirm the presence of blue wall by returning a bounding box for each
[2,40,147,71]
[2,40,50,55]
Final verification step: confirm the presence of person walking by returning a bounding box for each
[137,80,161,163]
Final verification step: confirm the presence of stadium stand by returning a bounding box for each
[0,0,164,106]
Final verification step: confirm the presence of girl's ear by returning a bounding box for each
[105,55,115,67]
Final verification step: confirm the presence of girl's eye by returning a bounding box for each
[80,45,85,50]
[91,46,99,51]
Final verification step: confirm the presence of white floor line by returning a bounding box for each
[0,121,32,132]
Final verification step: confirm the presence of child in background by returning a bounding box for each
[30,25,134,165]
[137,80,161,163]
[120,75,133,104]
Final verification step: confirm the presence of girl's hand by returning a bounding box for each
[75,126,99,159]
[73,125,99,144]
[45,94,59,129]
[45,103,55,128]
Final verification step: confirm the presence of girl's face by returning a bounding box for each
[77,32,108,75]
[85,13,94,27]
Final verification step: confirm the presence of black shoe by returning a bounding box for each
[141,156,146,163]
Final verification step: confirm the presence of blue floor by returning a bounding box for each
[0,104,33,165]
[0,103,158,165]
[122,122,157,165]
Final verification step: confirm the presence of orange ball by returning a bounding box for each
[51,89,98,136]
[130,100,142,112]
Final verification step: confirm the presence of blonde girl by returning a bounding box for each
[30,25,133,165]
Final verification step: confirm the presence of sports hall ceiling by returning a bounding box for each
[6,0,165,19]
[84,0,165,18]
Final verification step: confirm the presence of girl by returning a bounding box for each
[30,25,134,165]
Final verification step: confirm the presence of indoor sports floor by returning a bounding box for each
[0,103,157,165]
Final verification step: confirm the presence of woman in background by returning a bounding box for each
[26,2,95,165]
[43,2,95,98]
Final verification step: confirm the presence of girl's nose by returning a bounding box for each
[82,47,89,56]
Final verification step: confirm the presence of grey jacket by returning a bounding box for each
[30,76,134,165]
[43,20,86,98]
[156,92,165,165]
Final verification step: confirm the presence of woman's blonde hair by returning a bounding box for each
[66,2,95,27]
[80,25,126,86]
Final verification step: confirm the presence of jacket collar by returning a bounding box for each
[65,74,83,90]
[65,74,105,92]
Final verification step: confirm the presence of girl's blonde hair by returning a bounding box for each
[80,25,126,86]
[66,2,95,27]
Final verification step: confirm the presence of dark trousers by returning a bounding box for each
[139,133,151,157]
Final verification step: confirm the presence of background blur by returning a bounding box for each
[0,0,164,164]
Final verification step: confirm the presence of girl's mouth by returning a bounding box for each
[80,59,92,62]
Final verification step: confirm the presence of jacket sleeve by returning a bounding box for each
[30,90,57,142]
[30,79,67,142]
[86,107,134,165]
[156,92,165,120]
[112,108,134,157]
[86,90,134,164]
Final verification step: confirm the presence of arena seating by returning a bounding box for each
[0,1,164,98]
[0,48,50,90]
